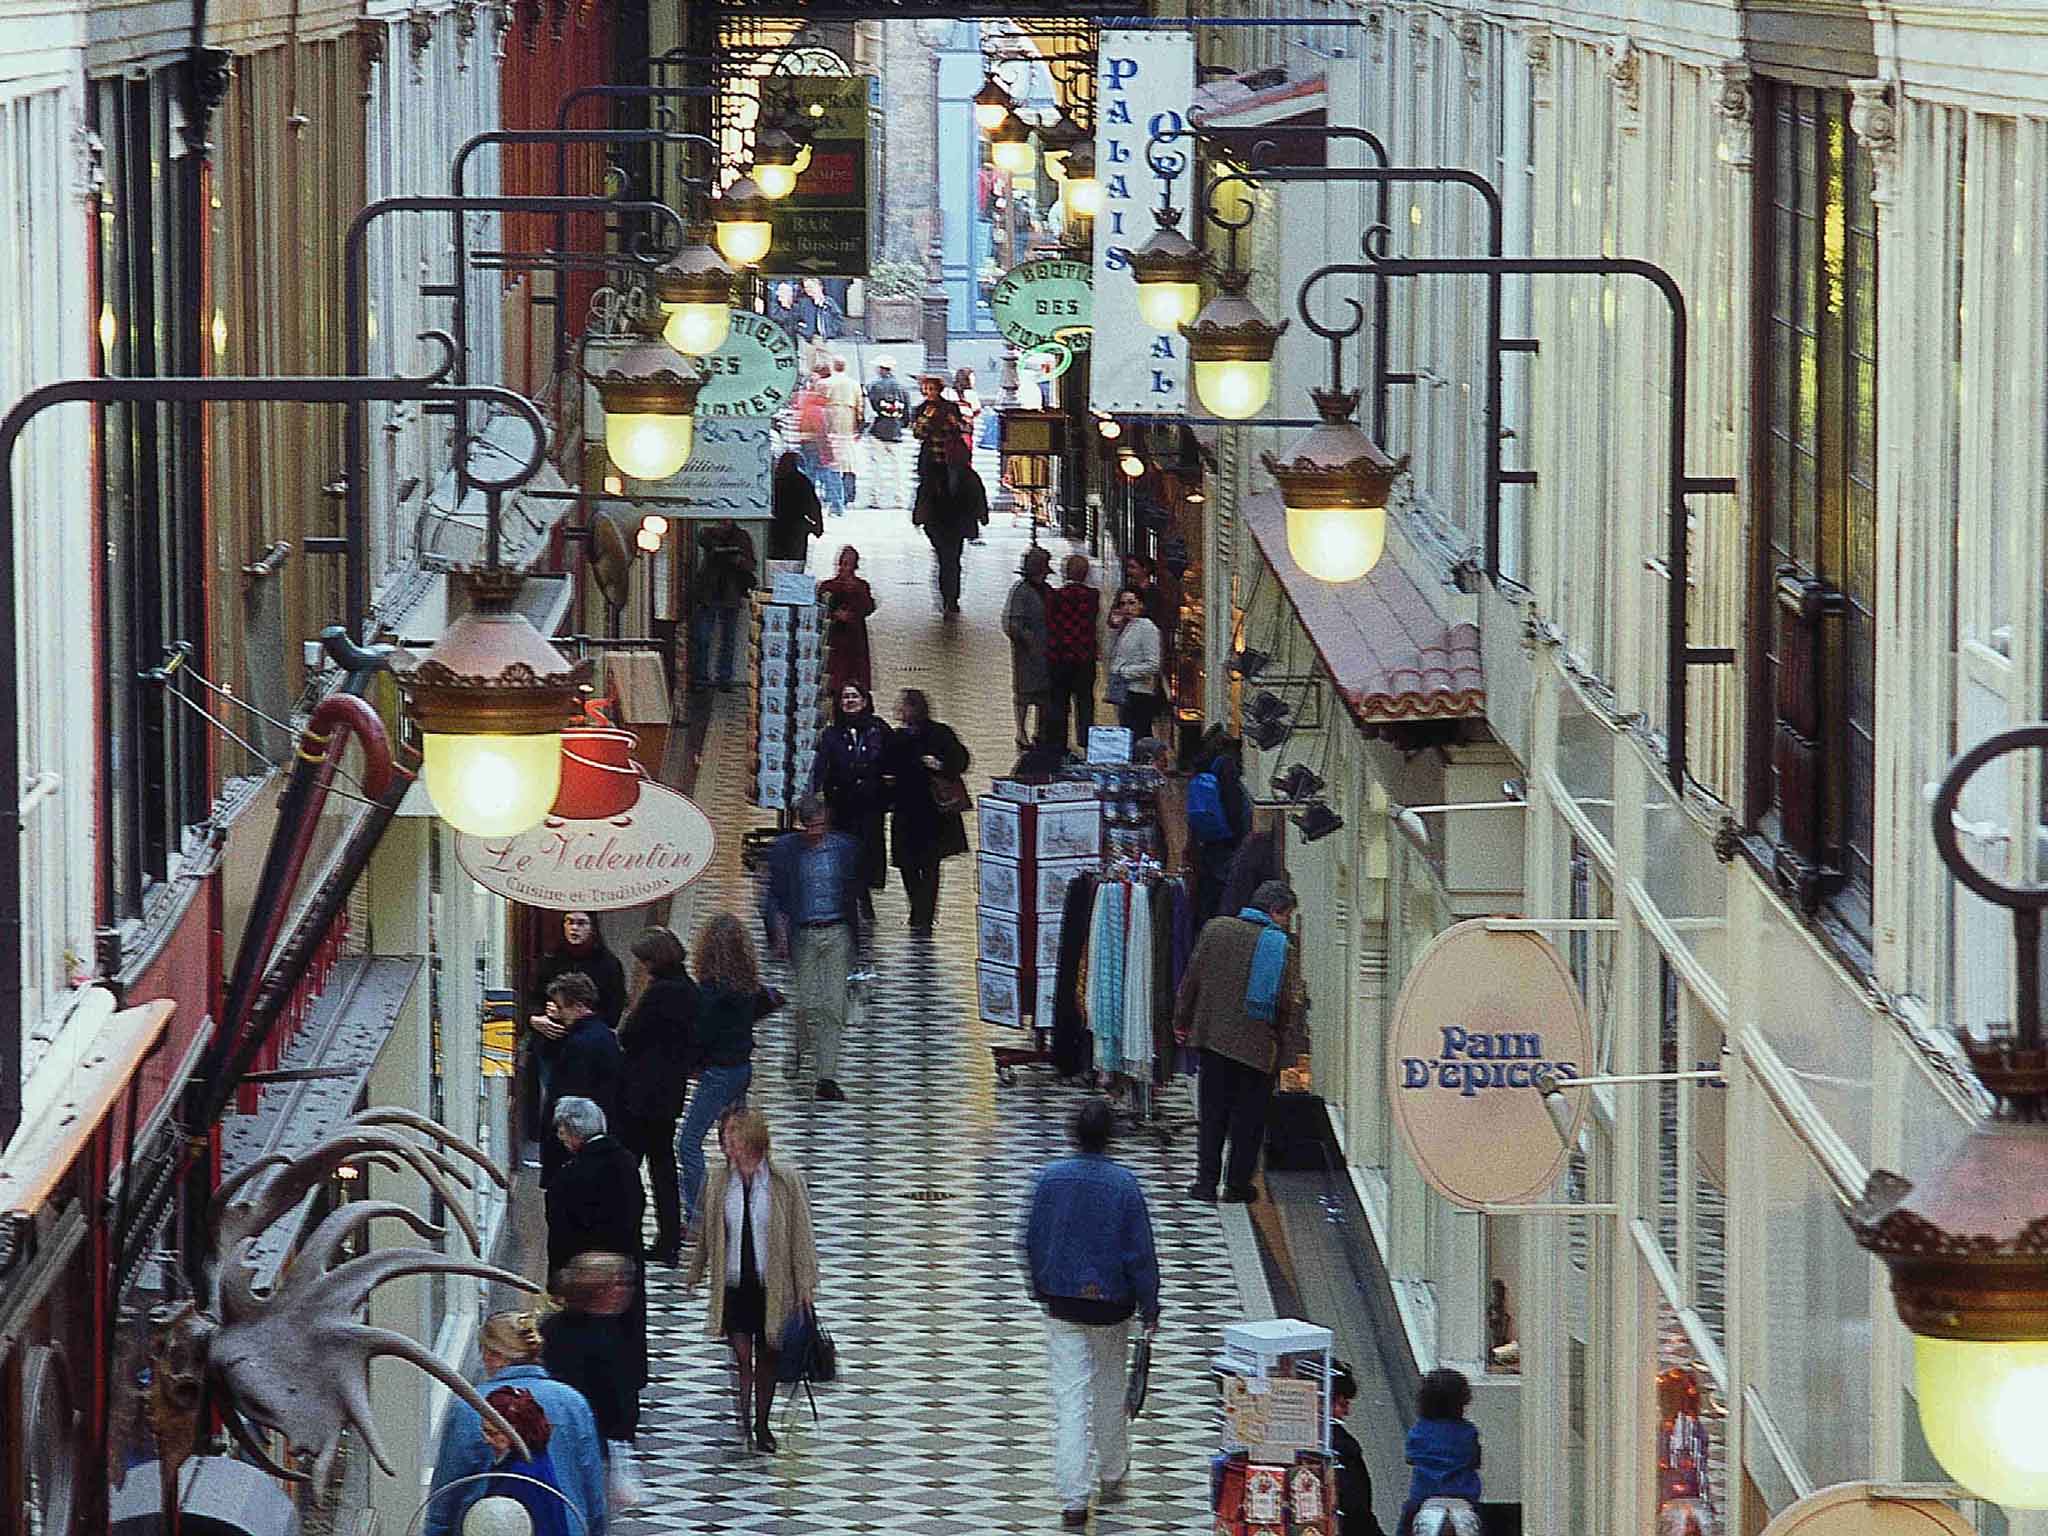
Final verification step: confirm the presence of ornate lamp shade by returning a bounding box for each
[712,177,773,267]
[974,76,1016,132]
[1061,140,1102,220]
[751,125,802,201]
[1184,271,1288,420]
[990,112,1033,175]
[1261,388,1404,583]
[395,572,593,838]
[594,326,702,482]
[1125,209,1203,332]
[654,237,736,357]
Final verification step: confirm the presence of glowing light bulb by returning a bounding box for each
[662,300,731,357]
[421,732,562,838]
[635,526,663,553]
[1285,502,1385,583]
[754,161,798,201]
[1135,280,1201,333]
[1913,1336,2048,1508]
[605,412,694,481]
[714,216,773,268]
[641,515,669,536]
[1193,358,1273,420]
[1065,176,1103,219]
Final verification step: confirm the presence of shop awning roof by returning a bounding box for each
[0,993,175,1220]
[1242,491,1485,726]
[415,406,574,570]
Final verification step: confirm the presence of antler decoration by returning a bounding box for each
[163,1109,542,1492]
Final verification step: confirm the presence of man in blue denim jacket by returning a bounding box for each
[1021,1099,1161,1528]
[763,793,868,1101]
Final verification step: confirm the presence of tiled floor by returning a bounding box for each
[625,479,1243,1535]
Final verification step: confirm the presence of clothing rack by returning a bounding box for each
[1077,855,1196,1145]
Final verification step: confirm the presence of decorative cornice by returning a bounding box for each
[1410,13,1431,73]
[71,120,105,207]
[356,20,386,104]
[1713,62,1754,171]
[1607,36,1641,135]
[1849,77,1900,209]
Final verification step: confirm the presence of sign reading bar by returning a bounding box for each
[1091,30,1193,415]
[765,77,871,277]
[455,781,716,911]
[989,259,1094,352]
[694,311,800,418]
[1386,919,1591,1210]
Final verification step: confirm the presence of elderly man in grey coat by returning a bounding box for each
[1004,544,1054,748]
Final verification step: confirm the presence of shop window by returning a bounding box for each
[91,73,209,921]
[1748,83,1878,938]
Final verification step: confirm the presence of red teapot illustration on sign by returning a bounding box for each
[549,701,647,824]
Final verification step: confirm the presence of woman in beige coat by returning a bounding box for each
[685,1108,820,1453]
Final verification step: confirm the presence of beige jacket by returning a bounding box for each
[1172,913,1307,1073]
[686,1156,821,1343]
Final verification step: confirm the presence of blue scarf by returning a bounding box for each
[1239,907,1290,1023]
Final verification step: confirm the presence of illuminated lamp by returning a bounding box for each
[1261,388,1404,583]
[1183,269,1287,420]
[1061,140,1102,220]
[1123,208,1203,332]
[395,570,591,838]
[973,76,1016,132]
[654,236,735,357]
[712,177,773,268]
[634,526,663,553]
[594,320,702,483]
[1097,415,1122,441]
[990,113,1034,176]
[751,125,802,201]
[1117,450,1145,479]
[641,515,669,537]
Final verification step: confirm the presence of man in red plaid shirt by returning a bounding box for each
[1043,554,1101,753]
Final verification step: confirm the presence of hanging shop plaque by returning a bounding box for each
[455,769,716,912]
[629,420,773,514]
[990,259,1094,352]
[693,310,801,418]
[1386,919,1592,1210]
[765,77,871,277]
[1755,1485,1972,1536]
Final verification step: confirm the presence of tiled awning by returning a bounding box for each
[1241,491,1485,725]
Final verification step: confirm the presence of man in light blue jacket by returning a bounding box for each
[422,1310,607,1536]
[1021,1098,1161,1529]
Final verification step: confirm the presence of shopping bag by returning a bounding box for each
[1125,1331,1153,1418]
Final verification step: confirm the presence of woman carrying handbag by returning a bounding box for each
[883,687,972,933]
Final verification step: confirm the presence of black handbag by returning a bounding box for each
[775,1303,836,1422]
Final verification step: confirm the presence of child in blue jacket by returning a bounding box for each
[1398,1368,1481,1536]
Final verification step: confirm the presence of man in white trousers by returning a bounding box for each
[1020,1098,1162,1527]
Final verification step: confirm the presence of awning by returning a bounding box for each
[0,992,175,1220]
[218,955,424,1284]
[1242,491,1485,725]
[415,406,575,570]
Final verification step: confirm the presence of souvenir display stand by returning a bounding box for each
[976,779,1102,1083]
[1211,1319,1337,1536]
[748,572,826,815]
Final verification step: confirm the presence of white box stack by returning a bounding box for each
[750,583,826,811]
[976,784,1100,1029]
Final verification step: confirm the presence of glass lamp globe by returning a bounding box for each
[1285,502,1385,583]
[1184,277,1286,420]
[662,300,731,357]
[1097,417,1122,441]
[1261,388,1403,584]
[1913,1336,2048,1508]
[713,178,773,267]
[990,123,1033,176]
[1194,358,1273,420]
[973,78,1014,132]
[1135,279,1200,333]
[422,731,563,839]
[1118,451,1145,479]
[1066,175,1104,219]
[606,411,695,481]
[754,161,798,201]
[635,526,663,553]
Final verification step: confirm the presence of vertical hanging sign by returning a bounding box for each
[1091,30,1194,416]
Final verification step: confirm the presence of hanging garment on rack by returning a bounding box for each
[1148,881,1178,1083]
[1120,883,1154,1076]
[1052,874,1100,1077]
[1088,883,1128,1076]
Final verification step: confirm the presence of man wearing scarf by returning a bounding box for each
[1172,880,1307,1204]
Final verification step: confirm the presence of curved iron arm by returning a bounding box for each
[340,193,687,635]
[555,80,716,129]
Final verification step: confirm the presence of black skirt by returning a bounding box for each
[723,1279,767,1340]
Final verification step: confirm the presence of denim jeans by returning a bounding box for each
[691,602,742,687]
[676,1062,753,1227]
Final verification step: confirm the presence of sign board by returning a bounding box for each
[989,258,1094,352]
[627,419,771,513]
[1087,726,1133,764]
[1091,30,1194,415]
[765,77,871,277]
[455,781,715,911]
[1757,1486,1973,1536]
[694,310,801,417]
[1386,919,1592,1210]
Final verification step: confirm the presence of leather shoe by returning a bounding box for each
[1061,1510,1089,1529]
[1221,1184,1258,1204]
[755,1423,778,1453]
[816,1079,848,1102]
[1184,1182,1217,1203]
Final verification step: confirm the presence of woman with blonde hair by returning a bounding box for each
[686,1108,820,1453]
[674,913,784,1242]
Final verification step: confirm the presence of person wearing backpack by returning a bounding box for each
[1185,742,1250,926]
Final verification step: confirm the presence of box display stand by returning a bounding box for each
[748,583,826,815]
[975,781,1101,1084]
[1211,1320,1337,1536]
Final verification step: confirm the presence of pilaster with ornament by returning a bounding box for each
[1525,24,1553,110]
[1607,35,1641,136]
[455,0,479,72]
[1713,61,1754,171]
[1849,77,1900,210]
[1364,7,1386,65]
[488,0,511,60]
[1454,15,1486,98]
[407,6,434,86]
[356,20,386,106]
[71,119,105,208]
[1411,12,1432,75]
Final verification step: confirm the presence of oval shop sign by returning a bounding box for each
[989,258,1094,353]
[1386,919,1592,1210]
[455,781,717,911]
[694,309,801,418]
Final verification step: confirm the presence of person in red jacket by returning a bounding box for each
[1042,554,1101,753]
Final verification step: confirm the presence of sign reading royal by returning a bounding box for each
[694,310,801,418]
[455,781,716,911]
[989,259,1093,353]
[1091,30,1193,416]
[1386,920,1592,1210]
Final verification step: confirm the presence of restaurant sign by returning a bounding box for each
[455,780,716,910]
[694,311,801,417]
[1387,919,1592,1210]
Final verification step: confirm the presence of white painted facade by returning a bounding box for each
[1193,1,2048,1532]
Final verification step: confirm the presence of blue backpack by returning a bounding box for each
[1186,770,1233,845]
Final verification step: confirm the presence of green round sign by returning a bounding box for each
[989,259,1093,353]
[694,310,802,417]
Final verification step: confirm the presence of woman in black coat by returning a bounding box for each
[542,1253,642,1445]
[615,927,697,1266]
[811,684,890,919]
[544,1098,648,1397]
[523,911,627,1148]
[884,687,971,933]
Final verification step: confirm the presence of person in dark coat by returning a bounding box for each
[811,683,890,919]
[883,687,971,932]
[542,1252,642,1446]
[525,911,626,1152]
[615,927,697,1266]
[818,544,876,696]
[767,451,825,565]
[1220,810,1286,921]
[1192,739,1252,927]
[545,1096,648,1398]
[910,376,979,616]
[1330,1361,1389,1536]
[537,971,624,1187]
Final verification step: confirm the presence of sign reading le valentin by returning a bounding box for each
[989,259,1094,353]
[455,782,716,911]
[1386,920,1592,1210]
